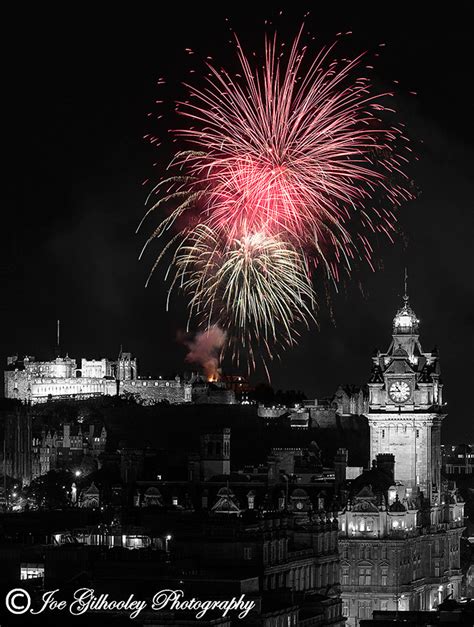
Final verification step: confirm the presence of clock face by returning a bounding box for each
[389,380,411,403]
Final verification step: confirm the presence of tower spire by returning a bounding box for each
[394,269,419,334]
[57,319,60,357]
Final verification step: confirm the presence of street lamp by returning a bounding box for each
[165,534,172,552]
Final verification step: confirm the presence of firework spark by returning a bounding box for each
[140,27,413,373]
[170,224,316,371]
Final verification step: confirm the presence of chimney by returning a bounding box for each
[376,453,395,480]
[334,448,348,491]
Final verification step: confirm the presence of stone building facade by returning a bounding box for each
[4,353,192,405]
[4,355,129,403]
[338,292,465,625]
[31,422,107,479]
[3,405,33,484]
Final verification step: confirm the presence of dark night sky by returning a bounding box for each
[3,6,474,441]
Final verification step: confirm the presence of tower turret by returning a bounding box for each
[366,277,445,503]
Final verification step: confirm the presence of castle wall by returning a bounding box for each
[120,379,192,404]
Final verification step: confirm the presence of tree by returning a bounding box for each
[25,469,72,510]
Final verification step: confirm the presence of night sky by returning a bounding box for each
[4,6,474,441]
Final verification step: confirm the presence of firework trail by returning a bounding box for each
[140,26,414,373]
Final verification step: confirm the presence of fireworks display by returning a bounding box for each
[140,26,414,373]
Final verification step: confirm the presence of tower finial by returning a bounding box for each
[403,268,408,303]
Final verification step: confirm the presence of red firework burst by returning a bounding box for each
[140,26,414,370]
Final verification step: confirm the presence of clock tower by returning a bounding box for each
[366,288,444,503]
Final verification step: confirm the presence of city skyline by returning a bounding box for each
[4,6,473,442]
[1,8,473,624]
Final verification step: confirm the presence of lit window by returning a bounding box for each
[21,564,44,580]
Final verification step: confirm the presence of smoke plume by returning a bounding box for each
[183,325,227,380]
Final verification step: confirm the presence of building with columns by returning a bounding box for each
[338,291,465,625]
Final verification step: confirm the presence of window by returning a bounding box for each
[358,567,372,585]
[382,429,385,438]
[21,564,44,580]
[342,568,349,585]
[342,602,349,617]
[381,601,388,611]
[358,600,372,619]
[381,568,388,586]
[243,547,252,560]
